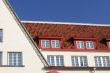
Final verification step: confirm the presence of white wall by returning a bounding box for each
[42,51,110,67]
[0,0,45,73]
[42,51,110,73]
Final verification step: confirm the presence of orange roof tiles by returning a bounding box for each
[23,22,110,50]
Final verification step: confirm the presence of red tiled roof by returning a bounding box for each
[23,22,110,51]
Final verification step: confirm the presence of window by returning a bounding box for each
[41,40,50,48]
[40,39,60,48]
[71,56,88,67]
[75,40,94,49]
[47,55,64,66]
[76,41,84,49]
[51,40,60,48]
[0,30,3,42]
[8,52,22,66]
[86,41,94,49]
[94,56,110,67]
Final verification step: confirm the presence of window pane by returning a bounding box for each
[71,56,88,67]
[47,55,64,66]
[8,52,22,66]
[86,41,94,49]
[76,41,84,49]
[51,40,60,48]
[94,56,110,67]
[41,40,50,48]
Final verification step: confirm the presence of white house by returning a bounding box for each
[1,0,110,73]
[0,0,49,73]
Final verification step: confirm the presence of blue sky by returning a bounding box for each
[9,0,110,24]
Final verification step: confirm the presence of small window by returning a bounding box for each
[71,56,88,67]
[76,41,84,49]
[40,39,61,49]
[51,40,60,48]
[8,52,22,66]
[41,40,50,48]
[0,30,3,42]
[94,56,110,67]
[47,55,64,66]
[86,41,94,49]
[75,40,95,49]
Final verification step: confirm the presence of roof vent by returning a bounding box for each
[100,38,107,45]
[67,37,74,45]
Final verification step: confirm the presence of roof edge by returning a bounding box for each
[21,20,110,27]
[3,0,49,67]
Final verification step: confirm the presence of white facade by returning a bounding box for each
[42,51,110,73]
[42,51,110,67]
[0,0,47,73]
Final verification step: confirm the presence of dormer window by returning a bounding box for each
[86,41,94,49]
[41,40,50,48]
[51,40,60,48]
[76,41,84,49]
[39,37,61,49]
[75,39,95,50]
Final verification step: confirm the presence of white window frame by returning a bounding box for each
[86,41,94,49]
[76,40,94,49]
[47,55,64,66]
[94,56,110,67]
[71,56,88,67]
[41,40,50,48]
[8,52,22,66]
[76,41,84,49]
[51,40,60,48]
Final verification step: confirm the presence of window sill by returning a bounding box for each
[0,65,25,67]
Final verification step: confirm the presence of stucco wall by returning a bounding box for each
[0,0,45,73]
[42,51,110,73]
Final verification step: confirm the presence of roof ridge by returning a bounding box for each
[21,20,110,27]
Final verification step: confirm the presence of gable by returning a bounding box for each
[0,0,48,69]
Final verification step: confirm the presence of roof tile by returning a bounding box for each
[23,22,110,50]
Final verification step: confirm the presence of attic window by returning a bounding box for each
[75,41,94,49]
[41,40,50,48]
[39,37,62,49]
[51,40,60,48]
[75,38,96,50]
[40,39,60,48]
